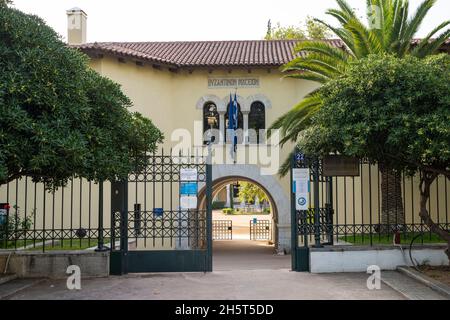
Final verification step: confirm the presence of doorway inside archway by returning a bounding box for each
[213,181,273,241]
[199,177,290,271]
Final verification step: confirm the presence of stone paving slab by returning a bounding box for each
[381,271,448,300]
[0,278,44,300]
[397,266,450,298]
[0,274,17,285]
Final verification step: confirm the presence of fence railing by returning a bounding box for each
[250,219,272,241]
[0,177,110,252]
[111,209,207,250]
[212,220,232,240]
[296,158,450,247]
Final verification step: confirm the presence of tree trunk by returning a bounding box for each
[379,164,405,233]
[419,172,450,262]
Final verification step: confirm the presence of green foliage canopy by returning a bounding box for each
[265,17,331,40]
[238,182,269,204]
[298,54,450,175]
[0,6,163,187]
[269,0,450,175]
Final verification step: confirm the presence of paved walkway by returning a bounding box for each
[213,240,289,271]
[5,270,405,300]
[2,240,406,300]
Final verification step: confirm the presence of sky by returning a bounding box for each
[10,0,450,42]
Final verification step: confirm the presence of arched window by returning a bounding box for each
[225,103,243,142]
[203,102,219,144]
[248,101,266,144]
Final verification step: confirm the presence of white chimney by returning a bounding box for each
[66,7,87,45]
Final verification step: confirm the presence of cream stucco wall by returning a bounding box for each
[88,55,317,201]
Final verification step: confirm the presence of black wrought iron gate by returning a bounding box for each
[110,152,212,274]
[291,151,334,272]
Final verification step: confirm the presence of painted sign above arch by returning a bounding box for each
[208,77,260,89]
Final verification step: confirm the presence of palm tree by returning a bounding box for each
[271,0,450,229]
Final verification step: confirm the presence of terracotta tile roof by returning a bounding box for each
[75,40,345,68]
[75,39,449,69]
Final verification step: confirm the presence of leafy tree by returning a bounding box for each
[265,16,331,40]
[0,0,12,7]
[299,54,450,259]
[270,0,449,226]
[305,16,332,40]
[0,6,163,188]
[238,182,269,205]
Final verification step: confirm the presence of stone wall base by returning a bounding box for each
[0,251,109,279]
[310,245,448,273]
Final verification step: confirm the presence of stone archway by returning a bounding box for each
[198,164,291,253]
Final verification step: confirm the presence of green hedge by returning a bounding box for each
[212,201,226,210]
[222,208,235,215]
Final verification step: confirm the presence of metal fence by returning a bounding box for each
[250,219,272,241]
[0,177,110,251]
[212,220,232,240]
[295,158,450,247]
[111,152,209,251]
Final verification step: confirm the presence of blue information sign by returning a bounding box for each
[153,208,164,218]
[180,182,198,195]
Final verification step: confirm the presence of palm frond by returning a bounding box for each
[384,0,404,49]
[335,0,358,19]
[326,8,354,26]
[284,72,330,84]
[269,94,322,143]
[283,54,345,77]
[278,151,295,177]
[294,40,352,63]
[314,18,357,56]
[344,18,372,57]
[413,29,450,58]
[411,21,450,57]
[399,0,436,56]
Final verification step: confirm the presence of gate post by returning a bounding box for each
[110,180,129,275]
[96,181,108,252]
[325,177,334,245]
[290,152,298,270]
[291,149,310,272]
[313,159,323,248]
[205,146,213,272]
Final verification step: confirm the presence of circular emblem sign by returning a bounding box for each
[298,197,307,206]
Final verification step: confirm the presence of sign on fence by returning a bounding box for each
[180,182,198,195]
[180,169,198,209]
[180,196,198,209]
[180,168,198,181]
[322,155,360,177]
[293,169,310,210]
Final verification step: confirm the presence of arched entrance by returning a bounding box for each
[198,164,291,254]
[200,176,278,243]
